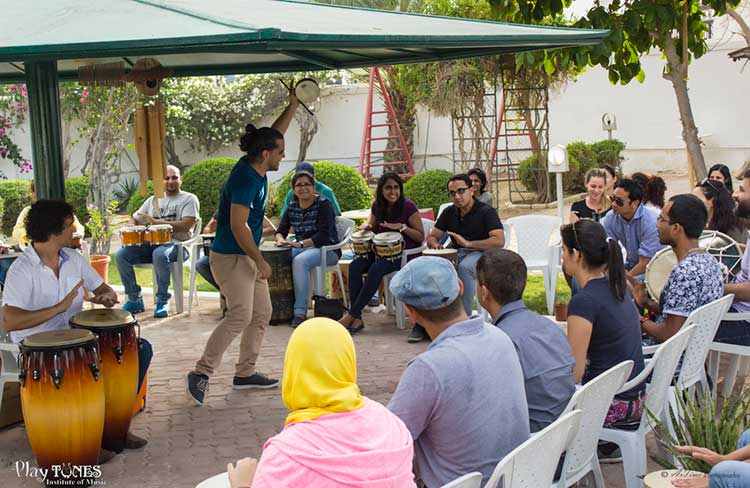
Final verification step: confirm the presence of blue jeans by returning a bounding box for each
[195,255,219,291]
[700,429,750,488]
[457,249,482,315]
[115,243,188,304]
[348,255,400,317]
[291,248,339,316]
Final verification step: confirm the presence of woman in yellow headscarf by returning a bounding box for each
[227,318,416,488]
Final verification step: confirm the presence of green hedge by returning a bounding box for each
[182,157,237,225]
[519,139,625,196]
[0,180,31,236]
[65,176,90,231]
[127,181,154,217]
[404,169,453,216]
[273,161,371,217]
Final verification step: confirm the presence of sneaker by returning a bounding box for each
[154,302,169,318]
[233,372,280,390]
[292,315,306,328]
[185,372,209,405]
[368,294,380,307]
[407,324,428,343]
[597,444,622,463]
[122,298,145,314]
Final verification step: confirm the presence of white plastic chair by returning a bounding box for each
[485,410,583,488]
[553,361,634,488]
[599,325,695,488]
[134,218,202,315]
[187,239,204,316]
[440,472,483,488]
[383,218,434,329]
[311,217,354,307]
[505,215,562,315]
[708,309,750,397]
[0,311,21,417]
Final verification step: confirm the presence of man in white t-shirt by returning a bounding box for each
[2,200,151,450]
[115,165,199,317]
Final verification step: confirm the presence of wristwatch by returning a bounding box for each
[399,224,407,233]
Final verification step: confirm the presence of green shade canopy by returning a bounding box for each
[0,0,608,82]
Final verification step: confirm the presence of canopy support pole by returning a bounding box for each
[26,61,65,200]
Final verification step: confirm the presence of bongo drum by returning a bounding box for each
[70,309,139,453]
[202,233,216,257]
[351,230,375,258]
[423,248,459,266]
[260,242,294,324]
[373,232,404,262]
[146,224,173,245]
[120,225,147,247]
[19,329,104,472]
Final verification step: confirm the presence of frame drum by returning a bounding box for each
[423,248,459,266]
[260,242,294,324]
[70,309,139,453]
[19,329,104,474]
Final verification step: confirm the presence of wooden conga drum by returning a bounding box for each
[260,242,294,324]
[19,329,104,473]
[70,309,139,453]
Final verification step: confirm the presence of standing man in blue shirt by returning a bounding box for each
[186,89,299,405]
[600,178,664,280]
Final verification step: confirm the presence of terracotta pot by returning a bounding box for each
[554,303,568,322]
[90,255,110,283]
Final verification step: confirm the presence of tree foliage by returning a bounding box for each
[0,84,31,179]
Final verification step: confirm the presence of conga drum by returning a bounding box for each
[70,309,139,453]
[260,242,294,324]
[423,248,459,266]
[19,329,104,474]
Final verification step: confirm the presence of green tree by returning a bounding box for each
[0,84,31,178]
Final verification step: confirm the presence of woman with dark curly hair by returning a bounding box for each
[468,167,493,207]
[631,172,666,211]
[709,163,734,193]
[693,178,745,243]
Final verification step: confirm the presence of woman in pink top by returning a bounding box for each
[227,318,416,488]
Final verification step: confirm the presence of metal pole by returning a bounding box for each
[26,61,65,200]
[556,173,564,222]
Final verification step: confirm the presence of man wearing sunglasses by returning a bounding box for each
[600,178,664,280]
[116,165,200,318]
[428,174,505,315]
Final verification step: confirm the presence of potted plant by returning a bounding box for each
[86,200,119,282]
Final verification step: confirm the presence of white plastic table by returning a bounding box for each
[195,472,230,488]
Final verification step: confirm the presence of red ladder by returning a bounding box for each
[359,67,415,180]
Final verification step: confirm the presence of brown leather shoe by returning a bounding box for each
[125,431,148,449]
[98,448,117,464]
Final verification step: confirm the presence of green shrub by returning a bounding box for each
[127,181,153,217]
[591,139,626,171]
[274,161,371,216]
[65,176,90,231]
[182,157,237,225]
[0,180,31,236]
[403,169,453,216]
[564,141,598,193]
[518,153,547,194]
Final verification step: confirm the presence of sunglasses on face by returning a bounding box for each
[612,197,629,206]
[448,187,470,198]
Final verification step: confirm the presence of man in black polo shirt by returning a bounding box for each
[429,173,505,315]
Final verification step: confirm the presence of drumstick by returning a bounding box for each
[278,78,315,116]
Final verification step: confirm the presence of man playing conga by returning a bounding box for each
[2,200,151,450]
[115,164,199,318]
[427,173,504,315]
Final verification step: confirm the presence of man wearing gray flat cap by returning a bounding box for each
[387,256,529,488]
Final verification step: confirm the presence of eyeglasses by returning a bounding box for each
[294,183,313,189]
[164,176,179,181]
[448,187,470,198]
[612,196,628,206]
[656,214,673,224]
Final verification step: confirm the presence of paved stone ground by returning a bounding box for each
[0,298,687,488]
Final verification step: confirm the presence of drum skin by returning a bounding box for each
[260,244,294,324]
[423,248,458,266]
[71,312,139,453]
[20,334,104,471]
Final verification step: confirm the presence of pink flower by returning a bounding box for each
[80,97,87,105]
[9,85,16,92]
[0,128,5,137]
[0,148,8,158]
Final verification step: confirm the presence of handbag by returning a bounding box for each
[313,295,346,320]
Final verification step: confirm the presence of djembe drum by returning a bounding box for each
[70,309,139,453]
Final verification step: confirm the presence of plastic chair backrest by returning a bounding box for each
[437,202,451,219]
[335,217,355,245]
[641,325,695,429]
[0,320,20,377]
[560,361,634,482]
[422,218,435,243]
[485,410,583,488]
[506,215,561,263]
[677,295,733,390]
[440,472,483,488]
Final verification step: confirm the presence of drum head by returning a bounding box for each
[295,78,320,104]
[645,248,678,301]
[21,329,96,349]
[260,241,291,251]
[352,230,375,240]
[424,249,458,257]
[121,225,146,232]
[150,224,173,231]
[70,309,136,329]
[374,231,402,244]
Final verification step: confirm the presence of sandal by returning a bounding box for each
[347,318,365,335]
[339,314,355,327]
